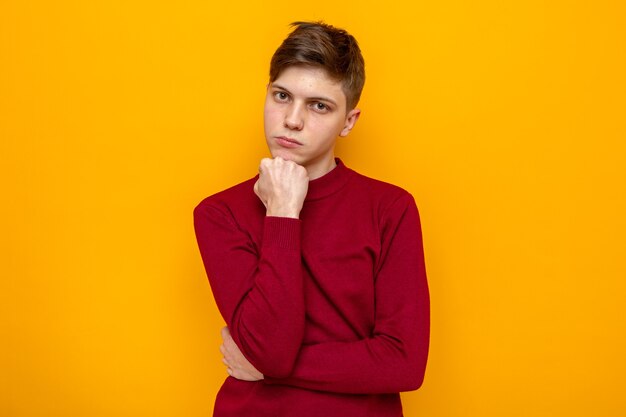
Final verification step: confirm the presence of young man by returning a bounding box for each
[194,22,429,417]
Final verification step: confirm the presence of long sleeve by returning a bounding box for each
[194,198,306,378]
[263,193,430,394]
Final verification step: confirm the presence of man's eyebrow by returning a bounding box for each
[271,83,338,107]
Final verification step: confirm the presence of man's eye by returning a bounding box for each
[275,92,288,100]
[314,103,328,111]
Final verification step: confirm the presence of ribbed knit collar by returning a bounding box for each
[305,158,353,201]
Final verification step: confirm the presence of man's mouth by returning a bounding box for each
[275,136,303,148]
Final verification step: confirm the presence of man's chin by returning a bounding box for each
[270,150,298,163]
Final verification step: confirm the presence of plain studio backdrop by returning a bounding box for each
[1,1,625,416]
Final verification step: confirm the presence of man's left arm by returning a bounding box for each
[223,193,430,394]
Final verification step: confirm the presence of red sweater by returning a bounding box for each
[194,159,430,417]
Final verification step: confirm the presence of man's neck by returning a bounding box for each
[306,157,337,180]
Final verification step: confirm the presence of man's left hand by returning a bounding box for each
[220,327,264,381]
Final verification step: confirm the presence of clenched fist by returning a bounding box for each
[254,157,309,218]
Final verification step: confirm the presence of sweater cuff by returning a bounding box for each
[262,216,301,251]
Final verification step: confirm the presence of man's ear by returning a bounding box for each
[339,108,361,137]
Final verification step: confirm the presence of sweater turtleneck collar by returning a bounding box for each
[305,158,353,201]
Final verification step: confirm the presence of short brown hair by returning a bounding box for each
[269,21,365,110]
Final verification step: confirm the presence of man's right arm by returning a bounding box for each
[193,157,309,378]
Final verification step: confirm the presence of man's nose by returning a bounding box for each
[284,103,304,130]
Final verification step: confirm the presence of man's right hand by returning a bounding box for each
[254,157,309,219]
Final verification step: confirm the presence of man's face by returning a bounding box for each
[264,66,360,179]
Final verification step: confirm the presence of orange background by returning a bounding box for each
[2,1,625,416]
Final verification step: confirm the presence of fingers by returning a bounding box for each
[255,157,309,218]
[220,332,236,366]
[259,157,273,171]
[219,344,231,367]
[220,343,236,377]
[220,326,230,339]
[220,328,241,373]
[219,327,264,381]
[220,344,256,381]
[258,156,303,173]
[221,329,236,354]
